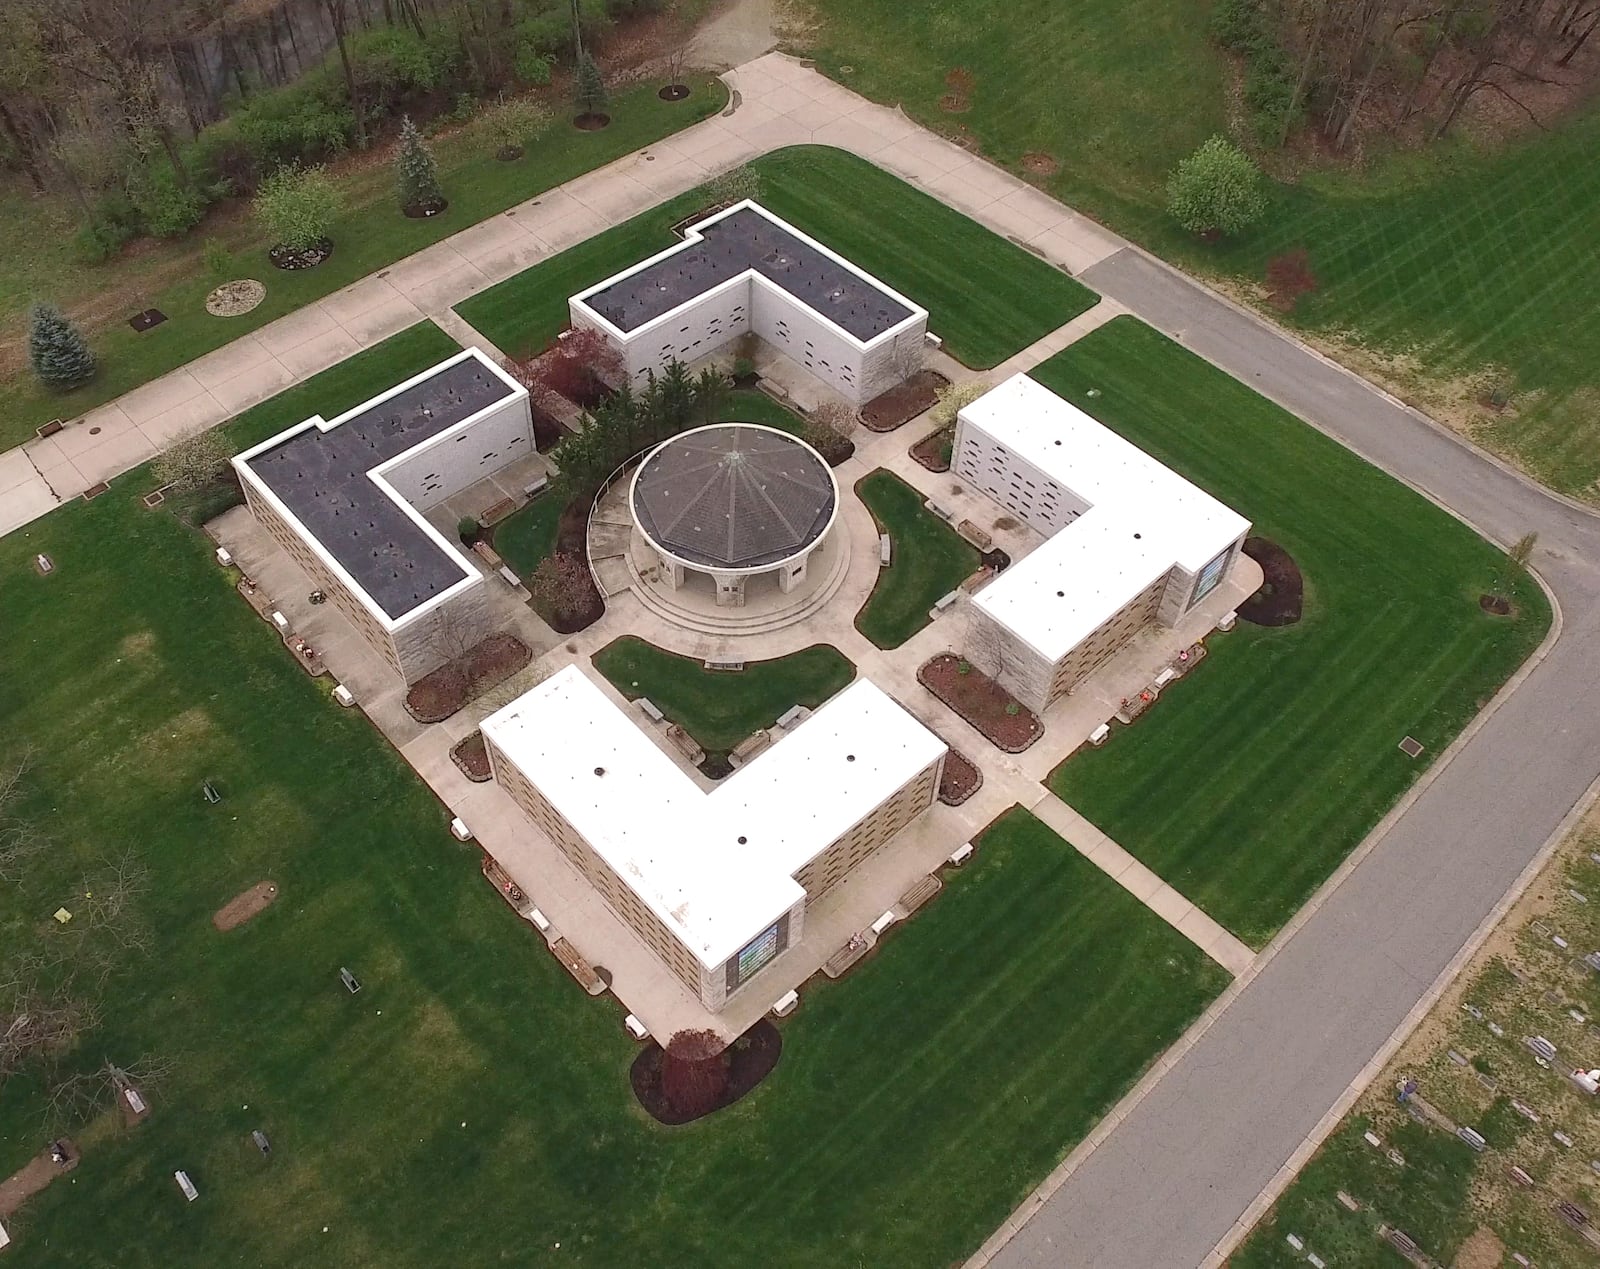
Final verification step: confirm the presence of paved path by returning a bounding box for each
[5,49,1600,1269]
[1031,795,1255,976]
[977,253,1600,1269]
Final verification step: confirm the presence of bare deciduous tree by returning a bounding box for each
[42,1053,173,1135]
[0,749,47,884]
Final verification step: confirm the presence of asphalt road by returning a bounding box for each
[990,248,1600,1269]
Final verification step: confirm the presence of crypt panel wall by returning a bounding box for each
[791,757,943,901]
[380,395,535,511]
[750,282,869,403]
[953,419,1091,538]
[1043,570,1171,706]
[242,480,404,678]
[487,739,709,1001]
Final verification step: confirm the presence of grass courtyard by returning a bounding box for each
[455,145,1098,370]
[1043,318,1548,948]
[0,77,728,454]
[0,387,1229,1269]
[593,637,856,753]
[796,5,1600,500]
[854,469,980,649]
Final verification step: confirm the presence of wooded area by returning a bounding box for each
[1216,0,1599,148]
[0,0,666,255]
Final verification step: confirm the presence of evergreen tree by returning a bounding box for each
[394,116,444,213]
[28,303,96,390]
[574,55,608,116]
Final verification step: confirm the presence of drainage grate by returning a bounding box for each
[1399,736,1425,758]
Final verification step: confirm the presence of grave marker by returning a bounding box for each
[175,1171,199,1202]
[339,967,361,994]
[252,1130,271,1157]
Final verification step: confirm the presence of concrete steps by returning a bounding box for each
[588,520,634,558]
[593,555,633,597]
[623,538,850,637]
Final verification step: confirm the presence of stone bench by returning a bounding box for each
[924,499,955,522]
[730,729,772,768]
[668,724,705,765]
[550,937,607,996]
[957,519,993,551]
[703,658,745,671]
[775,705,808,730]
[879,533,892,567]
[897,874,942,916]
[636,697,665,722]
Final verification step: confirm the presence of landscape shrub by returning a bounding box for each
[1167,136,1267,237]
[1208,0,1301,142]
[73,193,141,263]
[128,164,210,239]
[232,80,356,171]
[190,119,263,197]
[478,95,554,155]
[345,26,460,117]
[515,47,555,86]
[254,164,341,250]
[29,303,97,389]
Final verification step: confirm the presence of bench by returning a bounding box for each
[879,533,892,567]
[667,724,705,764]
[497,565,522,588]
[770,989,800,1018]
[730,729,772,767]
[924,499,956,522]
[636,697,665,722]
[523,476,549,498]
[550,937,607,995]
[775,705,808,730]
[928,591,960,619]
[897,874,943,916]
[1088,722,1111,747]
[947,842,974,866]
[703,658,745,671]
[957,519,993,551]
[472,540,504,570]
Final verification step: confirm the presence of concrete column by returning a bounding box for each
[659,553,685,590]
[777,554,808,594]
[714,573,747,608]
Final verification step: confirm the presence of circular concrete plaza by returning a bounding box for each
[629,424,839,607]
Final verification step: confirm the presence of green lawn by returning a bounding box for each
[854,468,979,648]
[593,637,856,753]
[457,145,1098,369]
[0,78,727,452]
[0,397,1227,1269]
[490,491,564,579]
[796,5,1600,501]
[1043,318,1548,947]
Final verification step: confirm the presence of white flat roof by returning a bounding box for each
[964,374,1249,661]
[481,667,946,969]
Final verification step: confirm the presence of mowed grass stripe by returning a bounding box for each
[1041,318,1547,947]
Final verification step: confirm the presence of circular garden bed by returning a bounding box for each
[1238,536,1303,627]
[630,1021,782,1125]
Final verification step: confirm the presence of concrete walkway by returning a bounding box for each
[7,46,1600,1269]
[1,52,1125,536]
[1030,795,1255,976]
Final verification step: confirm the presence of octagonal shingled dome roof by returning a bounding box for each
[630,424,838,571]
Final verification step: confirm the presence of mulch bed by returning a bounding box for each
[404,632,532,723]
[129,307,167,331]
[213,880,279,931]
[269,239,332,270]
[1237,536,1304,627]
[939,67,974,113]
[495,144,523,161]
[1265,248,1317,313]
[402,197,449,219]
[658,83,691,101]
[918,654,1042,753]
[861,369,950,432]
[1022,151,1060,177]
[1479,593,1514,616]
[630,1020,782,1125]
[911,424,954,472]
[1,1140,79,1220]
[574,112,611,130]
[451,731,493,782]
[937,748,983,806]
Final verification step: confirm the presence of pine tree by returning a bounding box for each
[28,303,96,390]
[394,116,445,214]
[574,55,608,117]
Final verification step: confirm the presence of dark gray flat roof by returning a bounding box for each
[583,207,913,341]
[632,425,836,570]
[244,358,514,619]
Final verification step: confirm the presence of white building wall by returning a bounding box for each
[953,417,1090,537]
[748,279,866,402]
[390,579,496,682]
[379,394,535,511]
[963,601,1056,714]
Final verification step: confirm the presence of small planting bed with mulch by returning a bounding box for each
[659,83,691,101]
[937,748,983,806]
[403,197,449,219]
[574,112,611,131]
[451,731,493,781]
[1479,593,1514,615]
[404,632,532,723]
[630,1020,782,1125]
[269,239,332,270]
[861,369,950,432]
[919,653,1042,752]
[1238,536,1303,627]
[911,424,954,472]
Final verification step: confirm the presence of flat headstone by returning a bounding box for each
[1512,1099,1541,1122]
[1534,921,1551,935]
[1586,952,1600,973]
[1556,1130,1575,1148]
[1336,1190,1361,1211]
[1386,1148,1406,1167]
[1508,1165,1534,1187]
[1526,1035,1557,1061]
[1447,1049,1468,1065]
[1489,1022,1505,1037]
[1571,889,1589,903]
[1462,1003,1484,1020]
[1590,1158,1600,1176]
[1307,1256,1326,1269]
[1513,1254,1532,1267]
[1458,1127,1487,1151]
[1555,935,1570,949]
[1478,1072,1497,1090]
[1285,1234,1304,1251]
[1398,735,1424,757]
[252,1130,271,1156]
[1363,1131,1383,1148]
[1572,1010,1588,1024]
